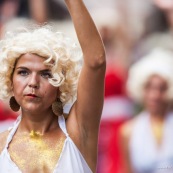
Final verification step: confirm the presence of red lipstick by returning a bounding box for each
[26,94,38,97]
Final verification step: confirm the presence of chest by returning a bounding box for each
[8,134,66,173]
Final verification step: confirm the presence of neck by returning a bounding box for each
[149,110,168,122]
[18,108,59,135]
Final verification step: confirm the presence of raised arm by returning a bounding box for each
[65,0,106,171]
[65,0,105,66]
[65,0,105,132]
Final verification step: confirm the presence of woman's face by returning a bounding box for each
[143,75,169,114]
[12,53,58,114]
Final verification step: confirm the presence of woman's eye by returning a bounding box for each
[41,72,52,79]
[18,70,29,76]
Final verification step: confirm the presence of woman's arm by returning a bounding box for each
[65,0,106,171]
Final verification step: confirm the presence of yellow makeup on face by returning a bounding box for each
[8,132,66,173]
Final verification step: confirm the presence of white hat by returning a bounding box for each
[127,48,173,102]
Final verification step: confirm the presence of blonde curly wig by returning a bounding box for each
[0,26,83,106]
[127,48,173,103]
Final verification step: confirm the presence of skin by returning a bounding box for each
[153,0,173,11]
[13,53,58,118]
[153,0,173,30]
[0,0,19,38]
[0,0,106,172]
[119,75,170,173]
[29,0,48,24]
[143,75,169,117]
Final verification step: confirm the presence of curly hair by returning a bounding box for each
[0,26,82,106]
[127,48,173,103]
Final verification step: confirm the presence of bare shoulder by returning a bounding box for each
[119,117,138,141]
[0,130,9,154]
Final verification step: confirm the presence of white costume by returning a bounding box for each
[129,111,173,173]
[0,115,92,173]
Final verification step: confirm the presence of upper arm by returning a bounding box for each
[65,0,106,138]
[67,60,106,142]
[76,60,106,125]
[0,130,9,154]
[70,60,105,123]
[66,61,106,172]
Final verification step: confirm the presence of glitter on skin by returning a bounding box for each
[8,131,66,173]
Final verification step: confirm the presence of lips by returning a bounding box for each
[25,94,38,98]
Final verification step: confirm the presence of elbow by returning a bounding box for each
[87,52,106,69]
[96,53,106,67]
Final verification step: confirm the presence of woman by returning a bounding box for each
[120,48,173,173]
[0,0,106,172]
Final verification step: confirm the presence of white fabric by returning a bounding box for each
[0,119,15,133]
[0,115,92,173]
[127,48,173,102]
[129,111,173,173]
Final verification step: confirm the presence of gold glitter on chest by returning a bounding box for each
[8,131,66,173]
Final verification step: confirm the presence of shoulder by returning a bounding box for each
[119,116,140,142]
[0,130,9,154]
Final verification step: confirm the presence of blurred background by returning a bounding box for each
[1,0,173,172]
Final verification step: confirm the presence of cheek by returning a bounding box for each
[12,76,26,94]
[161,91,169,102]
[143,89,151,99]
[43,84,58,100]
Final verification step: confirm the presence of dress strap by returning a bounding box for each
[4,115,22,149]
[58,115,69,137]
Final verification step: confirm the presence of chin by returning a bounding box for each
[148,107,167,115]
[22,105,41,113]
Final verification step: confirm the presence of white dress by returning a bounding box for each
[0,115,93,173]
[129,111,173,173]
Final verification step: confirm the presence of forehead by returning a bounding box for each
[146,75,168,86]
[15,53,49,70]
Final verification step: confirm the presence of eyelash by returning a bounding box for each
[17,70,29,76]
[41,72,52,79]
[17,70,52,79]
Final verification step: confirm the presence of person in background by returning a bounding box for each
[0,0,20,130]
[120,48,173,173]
[132,0,173,62]
[153,0,173,30]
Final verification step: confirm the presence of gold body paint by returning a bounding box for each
[8,131,66,173]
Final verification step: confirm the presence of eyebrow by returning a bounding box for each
[16,67,52,72]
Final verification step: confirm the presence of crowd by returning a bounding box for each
[1,0,173,173]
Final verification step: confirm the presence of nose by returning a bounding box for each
[28,73,39,89]
[149,89,163,103]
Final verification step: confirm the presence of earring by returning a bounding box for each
[9,96,20,112]
[52,98,63,116]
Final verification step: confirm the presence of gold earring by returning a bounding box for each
[52,98,63,116]
[9,96,20,112]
